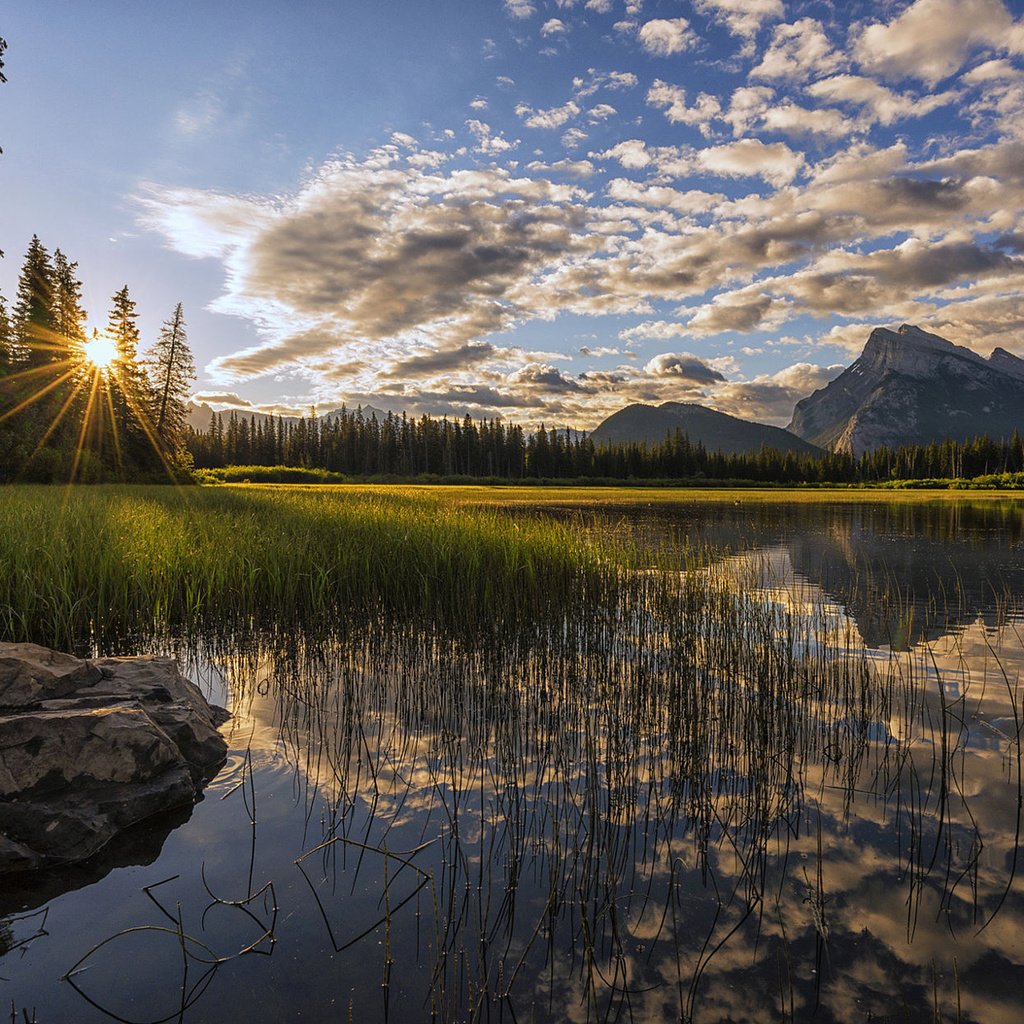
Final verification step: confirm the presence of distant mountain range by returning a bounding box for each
[189,324,1024,458]
[788,324,1024,455]
[186,401,389,432]
[588,401,820,456]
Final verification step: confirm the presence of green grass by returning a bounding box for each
[0,484,618,651]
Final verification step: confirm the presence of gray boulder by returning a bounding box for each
[0,644,229,872]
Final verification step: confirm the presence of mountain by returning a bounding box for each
[589,402,821,455]
[186,401,391,432]
[788,324,1024,455]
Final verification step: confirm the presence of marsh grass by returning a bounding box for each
[3,483,1022,1022]
[0,484,628,651]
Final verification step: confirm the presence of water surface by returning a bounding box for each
[4,497,1024,1023]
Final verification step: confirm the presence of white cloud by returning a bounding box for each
[697,139,805,185]
[540,18,568,36]
[854,0,1024,86]
[562,127,589,149]
[503,0,536,18]
[646,80,722,136]
[466,119,519,154]
[588,103,617,122]
[751,18,842,82]
[516,100,581,129]
[807,74,957,127]
[637,18,698,56]
[585,0,613,12]
[693,0,784,40]
[469,97,489,111]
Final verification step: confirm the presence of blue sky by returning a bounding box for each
[2,0,1023,427]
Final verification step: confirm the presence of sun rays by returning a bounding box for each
[0,328,177,485]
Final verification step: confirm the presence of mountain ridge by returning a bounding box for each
[589,401,821,456]
[788,324,1024,455]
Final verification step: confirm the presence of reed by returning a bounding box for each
[0,484,618,652]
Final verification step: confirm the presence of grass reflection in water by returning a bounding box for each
[1,486,1023,1023]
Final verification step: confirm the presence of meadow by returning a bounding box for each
[2,483,1024,1022]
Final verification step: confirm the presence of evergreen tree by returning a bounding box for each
[11,235,55,367]
[51,250,88,359]
[147,302,196,457]
[0,291,11,376]
[105,286,158,474]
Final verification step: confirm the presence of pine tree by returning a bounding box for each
[0,291,11,376]
[146,302,196,458]
[11,235,55,367]
[105,286,158,474]
[51,250,88,359]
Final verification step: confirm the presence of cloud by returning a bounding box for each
[693,0,784,40]
[588,103,617,122]
[854,0,1024,86]
[637,18,699,56]
[710,363,845,424]
[383,342,499,378]
[503,0,536,18]
[750,18,842,82]
[516,100,581,129]
[644,352,726,383]
[466,119,519,153]
[561,127,589,148]
[191,392,254,407]
[540,18,568,36]
[806,75,957,127]
[646,80,722,135]
[697,139,805,185]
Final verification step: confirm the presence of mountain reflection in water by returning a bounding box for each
[2,498,1024,1023]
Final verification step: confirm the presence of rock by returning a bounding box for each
[0,644,229,873]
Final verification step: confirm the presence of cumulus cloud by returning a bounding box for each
[540,18,568,36]
[503,0,536,18]
[646,80,722,135]
[588,103,617,122]
[644,352,727,383]
[854,0,1024,86]
[693,0,783,40]
[697,138,805,185]
[710,363,845,424]
[751,18,842,82]
[807,75,957,127]
[637,18,698,56]
[516,100,581,129]
[466,119,519,153]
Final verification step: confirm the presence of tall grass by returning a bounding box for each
[0,484,619,652]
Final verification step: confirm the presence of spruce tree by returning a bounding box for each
[51,250,88,359]
[105,286,158,474]
[147,302,196,459]
[11,235,55,367]
[0,291,10,376]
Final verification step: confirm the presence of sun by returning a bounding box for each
[82,333,118,371]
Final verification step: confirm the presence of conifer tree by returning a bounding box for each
[105,285,157,473]
[147,302,196,456]
[51,250,88,359]
[11,235,55,367]
[0,291,10,376]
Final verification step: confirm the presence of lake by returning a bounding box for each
[3,494,1024,1023]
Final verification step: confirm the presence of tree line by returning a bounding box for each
[0,235,196,482]
[187,406,1024,485]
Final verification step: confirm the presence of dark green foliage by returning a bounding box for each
[187,408,1024,488]
[0,236,193,482]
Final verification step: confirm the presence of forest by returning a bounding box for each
[187,405,1024,486]
[3,234,1023,488]
[0,235,195,482]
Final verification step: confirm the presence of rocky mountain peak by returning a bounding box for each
[788,323,1024,454]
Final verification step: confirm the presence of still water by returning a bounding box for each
[3,498,1024,1023]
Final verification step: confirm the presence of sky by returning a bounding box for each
[2,0,1023,429]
